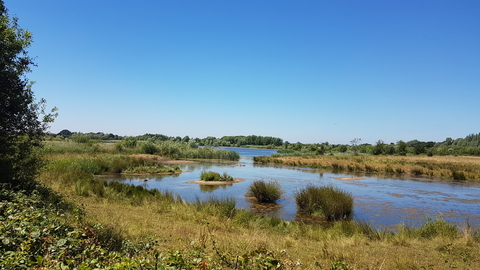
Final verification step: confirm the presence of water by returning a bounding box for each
[100,147,480,229]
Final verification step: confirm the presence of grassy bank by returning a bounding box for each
[254,154,480,182]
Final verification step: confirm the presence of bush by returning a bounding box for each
[200,171,233,181]
[246,180,282,203]
[295,185,353,221]
[419,218,459,239]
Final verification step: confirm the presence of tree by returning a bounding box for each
[372,140,385,155]
[350,138,361,155]
[0,1,56,189]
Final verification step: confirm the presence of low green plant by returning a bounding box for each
[200,171,233,181]
[295,185,353,221]
[419,218,459,239]
[246,180,283,203]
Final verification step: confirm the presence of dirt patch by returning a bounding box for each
[188,178,244,185]
[333,177,365,181]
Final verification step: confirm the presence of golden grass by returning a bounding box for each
[73,196,480,269]
[255,155,480,182]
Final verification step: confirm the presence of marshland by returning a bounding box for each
[3,135,479,269]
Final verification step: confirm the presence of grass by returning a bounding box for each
[246,180,283,203]
[255,154,480,182]
[13,151,479,269]
[200,171,234,181]
[122,165,181,174]
[295,185,353,221]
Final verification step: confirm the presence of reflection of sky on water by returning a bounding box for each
[100,148,480,229]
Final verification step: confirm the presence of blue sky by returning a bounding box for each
[5,0,479,144]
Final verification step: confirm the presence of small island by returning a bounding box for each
[188,171,243,185]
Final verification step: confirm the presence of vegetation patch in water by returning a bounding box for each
[246,180,283,203]
[295,185,353,221]
[200,171,234,181]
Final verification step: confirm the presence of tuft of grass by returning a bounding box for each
[246,180,283,203]
[295,185,353,221]
[418,218,459,239]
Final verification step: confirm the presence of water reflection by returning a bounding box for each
[199,184,232,193]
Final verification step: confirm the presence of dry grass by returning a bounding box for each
[74,196,480,269]
[255,155,480,182]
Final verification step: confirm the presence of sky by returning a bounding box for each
[4,0,480,144]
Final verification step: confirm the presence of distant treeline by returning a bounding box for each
[50,130,283,148]
[48,130,480,156]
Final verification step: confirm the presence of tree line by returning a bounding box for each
[49,130,480,156]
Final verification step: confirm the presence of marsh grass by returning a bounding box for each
[246,180,283,203]
[255,155,480,182]
[122,165,180,174]
[295,185,353,221]
[200,171,233,181]
[195,196,237,218]
[44,140,240,161]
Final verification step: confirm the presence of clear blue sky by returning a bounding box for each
[5,0,480,144]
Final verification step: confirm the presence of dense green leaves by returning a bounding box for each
[0,1,56,189]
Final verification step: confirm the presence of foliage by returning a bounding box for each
[295,185,353,221]
[0,2,57,190]
[246,180,283,203]
[200,171,233,181]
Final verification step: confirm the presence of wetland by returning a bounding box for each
[99,147,480,229]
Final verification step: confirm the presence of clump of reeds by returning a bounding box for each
[200,171,233,181]
[245,180,283,203]
[295,185,353,221]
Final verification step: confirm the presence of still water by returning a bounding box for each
[100,147,480,229]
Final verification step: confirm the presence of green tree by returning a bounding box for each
[0,1,56,190]
[372,140,385,155]
[396,140,407,156]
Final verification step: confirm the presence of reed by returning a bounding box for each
[295,185,353,221]
[245,180,283,203]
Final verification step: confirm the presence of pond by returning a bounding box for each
[99,147,480,229]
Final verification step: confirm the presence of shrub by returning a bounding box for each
[200,171,233,181]
[419,218,459,239]
[295,185,353,221]
[246,180,282,203]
